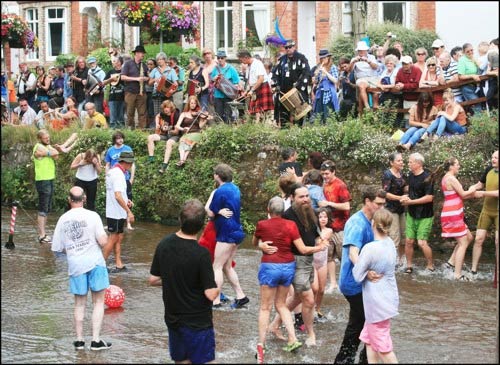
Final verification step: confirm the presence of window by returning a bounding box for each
[46,7,66,60]
[26,8,39,60]
[378,1,410,27]
[214,1,233,50]
[110,2,123,45]
[242,2,270,49]
[342,1,353,36]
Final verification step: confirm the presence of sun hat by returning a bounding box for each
[318,49,332,59]
[431,39,445,48]
[86,56,97,64]
[401,55,413,64]
[356,41,369,51]
[216,49,227,58]
[119,151,135,163]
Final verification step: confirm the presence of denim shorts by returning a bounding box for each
[36,180,54,216]
[258,262,296,287]
[168,325,215,364]
[69,265,109,295]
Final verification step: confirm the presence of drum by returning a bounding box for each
[187,79,200,96]
[279,87,312,121]
[156,76,178,98]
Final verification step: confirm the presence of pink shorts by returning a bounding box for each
[359,319,393,353]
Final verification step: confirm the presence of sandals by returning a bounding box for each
[404,267,413,274]
[175,160,186,167]
[282,341,302,352]
[38,235,51,244]
[457,275,470,282]
[444,262,455,270]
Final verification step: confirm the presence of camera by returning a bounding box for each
[386,32,396,39]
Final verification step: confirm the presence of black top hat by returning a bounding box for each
[318,49,332,59]
[132,45,146,53]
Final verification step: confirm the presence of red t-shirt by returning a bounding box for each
[254,217,300,263]
[323,177,351,232]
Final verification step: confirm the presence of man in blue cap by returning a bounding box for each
[210,49,240,123]
[86,56,106,113]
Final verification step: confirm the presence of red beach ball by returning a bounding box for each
[104,285,125,308]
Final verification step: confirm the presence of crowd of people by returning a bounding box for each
[5,35,498,364]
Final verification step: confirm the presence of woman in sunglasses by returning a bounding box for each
[414,47,428,73]
[419,56,445,106]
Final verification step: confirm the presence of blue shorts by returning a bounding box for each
[69,265,109,295]
[168,325,215,364]
[258,262,296,287]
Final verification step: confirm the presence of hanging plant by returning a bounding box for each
[115,1,156,26]
[151,2,200,42]
[1,13,38,51]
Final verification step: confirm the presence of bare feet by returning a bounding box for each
[305,336,316,347]
[127,225,135,231]
[268,327,286,341]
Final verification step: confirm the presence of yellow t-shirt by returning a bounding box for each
[484,168,499,212]
[84,112,108,129]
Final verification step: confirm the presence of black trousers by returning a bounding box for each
[334,292,368,364]
[75,178,98,212]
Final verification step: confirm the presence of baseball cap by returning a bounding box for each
[119,151,135,163]
[401,55,413,64]
[431,39,445,48]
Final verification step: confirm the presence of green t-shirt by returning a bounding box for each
[32,143,55,181]
[457,56,478,76]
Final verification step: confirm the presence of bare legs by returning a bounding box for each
[312,265,327,314]
[449,232,473,279]
[163,139,177,164]
[405,238,434,270]
[366,344,398,364]
[103,232,125,269]
[74,290,105,343]
[212,242,245,305]
[37,214,47,239]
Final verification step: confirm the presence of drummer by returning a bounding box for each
[237,49,274,125]
[271,39,311,127]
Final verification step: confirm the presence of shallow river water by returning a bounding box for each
[1,207,498,364]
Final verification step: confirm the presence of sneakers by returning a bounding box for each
[90,340,112,351]
[158,163,168,173]
[282,341,302,352]
[256,343,265,364]
[73,341,85,350]
[231,296,249,309]
[220,292,230,303]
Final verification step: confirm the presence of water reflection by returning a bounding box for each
[1,208,497,363]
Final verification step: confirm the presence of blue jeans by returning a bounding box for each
[400,127,426,146]
[108,100,125,128]
[461,84,481,113]
[426,116,467,137]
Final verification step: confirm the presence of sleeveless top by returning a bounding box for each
[440,175,468,237]
[179,112,203,133]
[76,162,99,181]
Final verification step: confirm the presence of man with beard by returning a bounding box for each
[268,183,328,347]
[335,187,386,364]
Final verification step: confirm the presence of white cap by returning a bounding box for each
[401,55,413,64]
[432,39,445,48]
[356,41,369,51]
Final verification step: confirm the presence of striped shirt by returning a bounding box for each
[442,60,462,100]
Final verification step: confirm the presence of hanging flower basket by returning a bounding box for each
[116,1,155,26]
[8,37,25,49]
[1,13,38,51]
[151,3,200,42]
[127,18,145,27]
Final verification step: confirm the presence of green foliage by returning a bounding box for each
[55,54,77,68]
[330,21,440,62]
[365,22,439,61]
[143,43,183,62]
[467,109,499,149]
[1,167,33,205]
[88,47,114,74]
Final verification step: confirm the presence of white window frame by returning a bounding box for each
[342,1,353,37]
[214,1,234,51]
[378,1,410,28]
[45,7,67,61]
[26,8,39,60]
[242,1,270,52]
[110,2,123,45]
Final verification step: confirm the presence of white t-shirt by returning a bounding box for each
[246,58,268,86]
[51,207,106,277]
[106,166,128,219]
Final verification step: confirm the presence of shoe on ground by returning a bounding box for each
[90,340,112,351]
[220,292,230,303]
[231,296,249,309]
[282,341,302,352]
[457,275,470,282]
[256,343,265,364]
[109,266,127,274]
[73,341,85,350]
[38,235,51,244]
[421,132,428,140]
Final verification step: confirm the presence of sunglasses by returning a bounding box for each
[284,45,293,49]
[417,53,426,56]
[217,57,225,60]
[432,47,440,50]
[427,64,436,66]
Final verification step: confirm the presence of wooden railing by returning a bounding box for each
[366,74,497,113]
